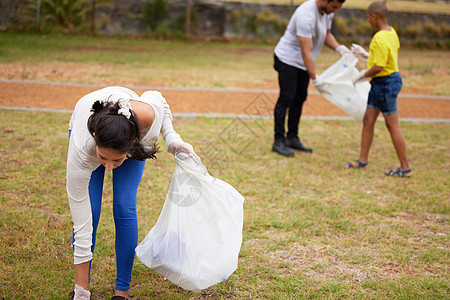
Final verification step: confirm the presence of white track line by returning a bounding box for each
[1,79,449,123]
[1,79,450,100]
[1,106,449,123]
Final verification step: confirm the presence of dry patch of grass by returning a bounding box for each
[1,34,449,96]
[0,50,449,299]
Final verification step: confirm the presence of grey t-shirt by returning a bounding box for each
[274,0,334,70]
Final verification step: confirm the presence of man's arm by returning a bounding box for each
[325,30,351,56]
[298,36,316,79]
[324,30,339,51]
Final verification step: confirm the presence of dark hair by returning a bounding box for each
[329,0,346,3]
[87,99,159,160]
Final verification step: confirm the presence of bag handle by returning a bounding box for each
[175,152,207,174]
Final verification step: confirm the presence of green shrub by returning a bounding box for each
[230,10,241,22]
[141,0,199,39]
[445,39,450,48]
[414,38,428,48]
[256,9,287,36]
[256,9,279,24]
[245,13,259,33]
[440,21,450,39]
[20,0,109,33]
[334,16,347,35]
[403,23,422,38]
[355,18,373,35]
[273,19,288,34]
[435,40,443,49]
[170,11,197,38]
[424,21,441,38]
[150,23,172,39]
[392,23,402,36]
[142,0,169,32]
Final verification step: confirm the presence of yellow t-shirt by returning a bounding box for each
[367,26,400,78]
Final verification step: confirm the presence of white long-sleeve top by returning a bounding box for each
[67,86,182,264]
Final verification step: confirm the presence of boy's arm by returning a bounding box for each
[365,65,384,77]
[353,65,384,85]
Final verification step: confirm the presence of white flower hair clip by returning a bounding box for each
[118,98,132,119]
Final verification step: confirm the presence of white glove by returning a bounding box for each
[74,284,91,300]
[167,140,195,159]
[312,74,329,93]
[352,70,370,85]
[351,43,369,61]
[311,74,320,86]
[335,45,351,57]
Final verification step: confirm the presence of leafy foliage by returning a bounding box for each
[141,0,191,38]
[142,0,169,32]
[20,0,108,33]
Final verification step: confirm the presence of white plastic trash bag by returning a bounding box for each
[314,54,370,120]
[136,153,245,293]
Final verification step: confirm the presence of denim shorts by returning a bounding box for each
[367,72,402,116]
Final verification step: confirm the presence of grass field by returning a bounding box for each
[0,109,449,299]
[0,32,449,298]
[232,0,450,14]
[0,33,449,95]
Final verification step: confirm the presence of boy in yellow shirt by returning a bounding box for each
[345,1,412,177]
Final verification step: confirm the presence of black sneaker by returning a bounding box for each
[272,140,295,157]
[285,137,313,153]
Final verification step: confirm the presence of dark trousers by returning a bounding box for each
[273,55,310,142]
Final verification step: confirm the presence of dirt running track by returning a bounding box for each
[0,81,449,120]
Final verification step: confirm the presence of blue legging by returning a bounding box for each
[70,131,146,291]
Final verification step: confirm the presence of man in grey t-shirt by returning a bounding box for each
[272,0,350,157]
